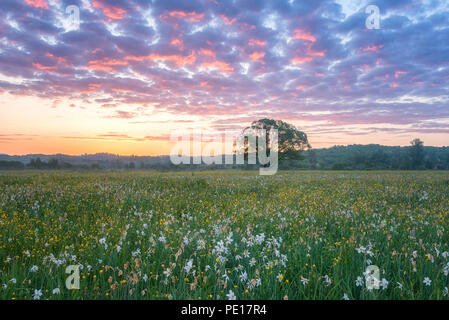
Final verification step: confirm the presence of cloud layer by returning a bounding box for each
[0,0,448,152]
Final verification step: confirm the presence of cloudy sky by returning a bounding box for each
[0,0,448,155]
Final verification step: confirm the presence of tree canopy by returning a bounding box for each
[239,118,310,165]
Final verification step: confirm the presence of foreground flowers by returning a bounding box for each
[0,171,448,300]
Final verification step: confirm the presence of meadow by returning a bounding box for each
[0,170,448,300]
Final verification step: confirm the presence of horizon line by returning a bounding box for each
[2,142,448,158]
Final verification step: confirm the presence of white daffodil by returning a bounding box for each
[33,289,43,300]
[226,289,236,300]
[356,276,363,287]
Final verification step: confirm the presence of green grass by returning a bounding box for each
[0,170,448,300]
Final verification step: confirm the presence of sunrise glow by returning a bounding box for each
[1,0,448,155]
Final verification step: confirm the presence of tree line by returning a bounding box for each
[1,118,448,171]
[302,140,449,170]
[0,139,448,171]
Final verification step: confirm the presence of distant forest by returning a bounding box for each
[1,141,449,171]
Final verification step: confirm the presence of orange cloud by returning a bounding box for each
[92,1,127,21]
[200,48,216,58]
[201,61,234,73]
[24,0,49,9]
[171,38,183,49]
[219,14,236,25]
[248,39,266,47]
[45,53,67,64]
[308,50,325,57]
[143,135,172,142]
[291,57,313,64]
[167,11,205,22]
[126,51,196,67]
[293,29,316,42]
[81,84,102,93]
[124,55,146,62]
[87,58,128,71]
[62,133,148,142]
[111,88,133,93]
[249,51,265,62]
[33,63,56,71]
[291,41,325,64]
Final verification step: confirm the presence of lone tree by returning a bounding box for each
[238,118,310,166]
[409,138,425,169]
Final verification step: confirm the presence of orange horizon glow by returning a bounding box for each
[1,93,448,157]
[1,1,448,156]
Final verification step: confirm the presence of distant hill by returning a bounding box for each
[0,153,173,170]
[0,144,448,170]
[306,144,449,170]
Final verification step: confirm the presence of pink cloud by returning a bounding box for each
[395,70,407,78]
[201,61,234,73]
[45,53,67,64]
[125,51,196,67]
[292,29,316,42]
[291,56,313,64]
[81,84,102,93]
[171,38,184,49]
[200,48,216,58]
[248,39,266,47]
[166,11,205,22]
[24,0,49,9]
[219,14,236,25]
[249,51,265,62]
[87,58,128,72]
[92,1,127,21]
[32,62,56,71]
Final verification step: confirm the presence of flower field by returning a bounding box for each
[0,170,448,300]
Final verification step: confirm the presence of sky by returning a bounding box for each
[0,0,448,156]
